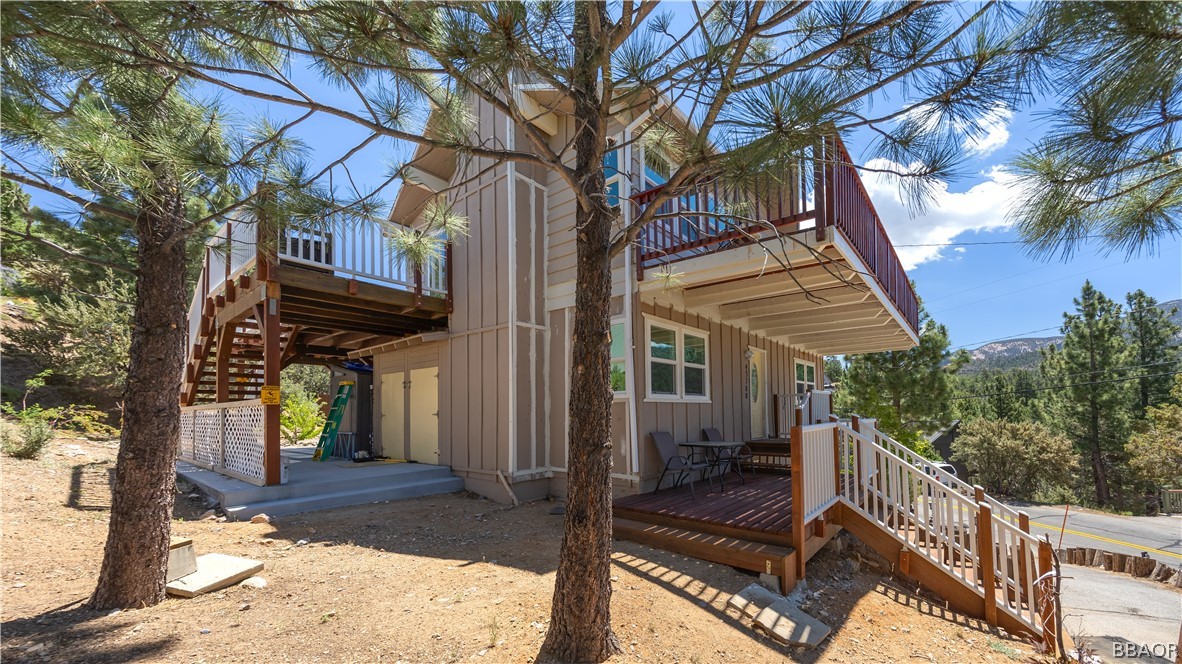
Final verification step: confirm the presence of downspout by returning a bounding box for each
[506,74,518,487]
[622,118,643,478]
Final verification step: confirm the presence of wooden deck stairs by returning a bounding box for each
[613,422,1061,653]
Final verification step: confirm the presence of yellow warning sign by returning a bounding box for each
[260,385,281,405]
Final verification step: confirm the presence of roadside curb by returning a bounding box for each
[1059,547,1182,588]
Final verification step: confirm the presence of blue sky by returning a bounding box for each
[844,104,1181,348]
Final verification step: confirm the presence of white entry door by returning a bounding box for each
[407,367,440,463]
[380,371,406,458]
[749,348,768,439]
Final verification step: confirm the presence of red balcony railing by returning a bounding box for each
[633,136,919,334]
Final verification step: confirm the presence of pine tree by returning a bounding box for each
[2,3,358,609]
[78,2,1050,657]
[840,308,968,451]
[1040,281,1132,507]
[1124,290,1181,415]
[1011,2,1182,259]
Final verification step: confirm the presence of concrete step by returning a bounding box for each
[211,463,457,506]
[222,475,465,520]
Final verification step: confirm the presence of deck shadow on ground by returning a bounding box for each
[1,603,178,664]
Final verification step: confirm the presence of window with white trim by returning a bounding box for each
[795,359,816,395]
[610,320,627,396]
[646,318,710,401]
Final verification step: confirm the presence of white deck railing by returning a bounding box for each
[186,217,451,351]
[277,218,448,296]
[179,400,267,486]
[799,423,838,522]
[833,421,1048,641]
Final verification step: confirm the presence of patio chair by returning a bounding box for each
[703,427,755,483]
[651,431,712,499]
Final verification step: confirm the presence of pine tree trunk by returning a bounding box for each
[540,2,621,661]
[89,188,188,609]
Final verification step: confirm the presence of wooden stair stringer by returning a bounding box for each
[833,502,1036,640]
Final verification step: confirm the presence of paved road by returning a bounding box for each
[1059,564,1181,663]
[1008,503,1182,566]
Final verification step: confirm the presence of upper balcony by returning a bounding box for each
[186,217,450,354]
[632,136,920,356]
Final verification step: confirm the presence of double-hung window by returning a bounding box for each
[645,317,709,401]
[795,360,816,395]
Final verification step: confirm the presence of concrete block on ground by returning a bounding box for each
[728,583,781,618]
[166,553,263,598]
[167,537,197,583]
[728,583,831,647]
[752,600,831,647]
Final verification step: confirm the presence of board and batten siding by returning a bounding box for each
[433,93,514,496]
[633,300,824,490]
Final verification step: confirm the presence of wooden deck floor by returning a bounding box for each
[613,473,795,545]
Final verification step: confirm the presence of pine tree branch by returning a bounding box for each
[1,222,135,276]
[0,169,138,224]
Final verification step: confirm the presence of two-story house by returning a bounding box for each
[177,89,1058,650]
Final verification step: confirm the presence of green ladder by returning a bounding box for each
[312,381,354,461]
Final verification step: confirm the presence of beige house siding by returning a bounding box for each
[633,300,824,491]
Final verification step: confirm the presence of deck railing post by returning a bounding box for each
[978,501,998,626]
[791,425,806,580]
[1037,538,1059,657]
[414,261,423,307]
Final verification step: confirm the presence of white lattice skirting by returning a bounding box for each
[179,400,267,485]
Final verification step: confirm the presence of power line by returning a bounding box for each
[951,307,1175,350]
[930,262,1125,315]
[896,235,1102,248]
[950,370,1181,401]
[963,360,1180,382]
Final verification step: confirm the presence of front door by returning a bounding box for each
[749,348,767,439]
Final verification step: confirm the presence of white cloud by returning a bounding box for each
[962,105,1012,157]
[860,160,1017,270]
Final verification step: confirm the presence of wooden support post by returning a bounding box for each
[790,425,806,580]
[772,394,781,437]
[262,282,282,486]
[978,501,998,627]
[1037,539,1059,657]
[794,406,803,429]
[215,324,235,403]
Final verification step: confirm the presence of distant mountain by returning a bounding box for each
[959,298,1181,373]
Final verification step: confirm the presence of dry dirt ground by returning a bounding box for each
[2,436,1043,663]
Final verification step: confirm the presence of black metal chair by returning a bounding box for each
[651,431,712,498]
[702,427,755,484]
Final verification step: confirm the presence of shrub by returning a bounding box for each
[279,387,326,446]
[951,418,1078,500]
[1,415,53,459]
